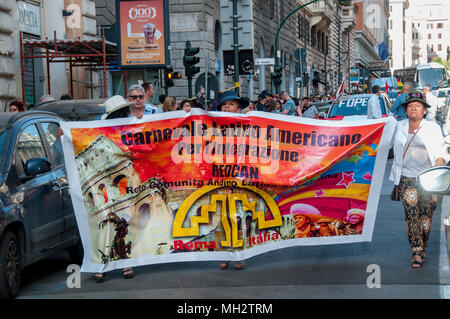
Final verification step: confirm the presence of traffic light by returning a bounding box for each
[173,71,182,80]
[271,65,283,86]
[165,66,175,87]
[183,41,200,78]
[164,68,182,88]
[183,41,200,98]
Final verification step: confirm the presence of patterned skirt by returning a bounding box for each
[398,175,437,253]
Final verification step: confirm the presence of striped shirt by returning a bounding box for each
[302,105,319,118]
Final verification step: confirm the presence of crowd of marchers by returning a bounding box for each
[9,79,448,276]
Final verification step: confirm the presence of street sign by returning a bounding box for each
[194,72,219,106]
[223,50,254,75]
[295,60,307,77]
[294,48,307,61]
[367,61,387,71]
[255,58,275,66]
[349,67,360,84]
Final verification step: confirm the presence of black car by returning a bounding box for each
[0,111,82,299]
[31,99,106,121]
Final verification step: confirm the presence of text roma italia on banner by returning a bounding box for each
[61,110,396,273]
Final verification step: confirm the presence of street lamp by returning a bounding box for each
[273,0,319,94]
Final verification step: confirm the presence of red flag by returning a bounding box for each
[385,82,389,93]
[335,78,345,99]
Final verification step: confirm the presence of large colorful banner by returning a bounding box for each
[61,110,396,273]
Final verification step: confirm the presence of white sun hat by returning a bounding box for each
[101,95,135,120]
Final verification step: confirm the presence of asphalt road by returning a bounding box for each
[16,160,450,299]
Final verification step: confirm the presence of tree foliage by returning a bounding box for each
[433,57,450,71]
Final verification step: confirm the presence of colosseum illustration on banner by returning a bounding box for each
[75,135,174,264]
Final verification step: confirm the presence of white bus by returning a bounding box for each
[393,62,448,92]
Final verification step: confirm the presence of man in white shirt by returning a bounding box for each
[367,85,382,119]
[423,84,438,122]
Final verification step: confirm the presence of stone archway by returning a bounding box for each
[112,174,129,195]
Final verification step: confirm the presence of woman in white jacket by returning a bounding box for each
[390,91,446,268]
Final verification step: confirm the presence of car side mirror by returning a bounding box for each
[318,112,326,119]
[417,166,450,194]
[24,158,51,177]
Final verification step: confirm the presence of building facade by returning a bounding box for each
[0,0,99,109]
[169,0,300,102]
[329,1,356,94]
[94,0,357,104]
[352,0,390,92]
[0,0,17,109]
[388,0,408,71]
[404,0,450,66]
[296,0,333,97]
[1,0,362,108]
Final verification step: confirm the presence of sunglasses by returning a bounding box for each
[129,95,144,100]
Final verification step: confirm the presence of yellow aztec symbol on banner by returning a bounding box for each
[172,182,282,248]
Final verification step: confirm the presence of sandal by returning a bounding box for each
[419,251,427,263]
[411,254,423,268]
[219,261,229,269]
[93,272,105,283]
[234,261,245,270]
[123,268,134,279]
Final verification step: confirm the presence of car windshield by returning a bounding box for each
[438,91,447,98]
[328,96,386,117]
[418,68,448,89]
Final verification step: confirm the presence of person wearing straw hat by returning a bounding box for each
[390,91,446,268]
[99,95,137,280]
[101,95,134,120]
[58,95,136,281]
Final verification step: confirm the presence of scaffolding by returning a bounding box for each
[20,30,118,101]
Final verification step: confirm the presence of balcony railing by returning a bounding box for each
[310,0,334,22]
[341,4,356,31]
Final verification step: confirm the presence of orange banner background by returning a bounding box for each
[71,114,384,186]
